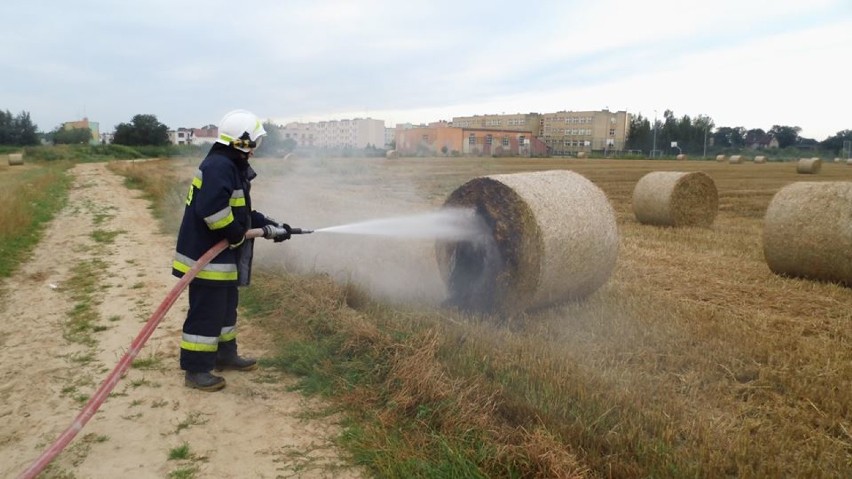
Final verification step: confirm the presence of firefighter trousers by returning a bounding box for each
[180,283,241,372]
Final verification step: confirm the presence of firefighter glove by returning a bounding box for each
[262,224,291,242]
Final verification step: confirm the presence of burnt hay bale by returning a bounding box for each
[763,182,852,286]
[632,171,718,227]
[8,153,23,166]
[797,157,821,174]
[436,170,618,314]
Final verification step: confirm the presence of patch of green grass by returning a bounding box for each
[168,466,199,479]
[63,258,107,346]
[0,164,71,278]
[131,354,163,370]
[175,412,208,433]
[168,442,192,460]
[89,228,124,244]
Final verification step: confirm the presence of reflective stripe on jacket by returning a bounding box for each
[172,146,273,287]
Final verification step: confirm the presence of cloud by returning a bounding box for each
[0,0,849,139]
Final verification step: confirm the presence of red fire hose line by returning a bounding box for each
[18,229,262,479]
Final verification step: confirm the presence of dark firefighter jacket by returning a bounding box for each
[172,144,275,287]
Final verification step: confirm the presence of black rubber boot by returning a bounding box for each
[214,354,258,372]
[185,371,226,391]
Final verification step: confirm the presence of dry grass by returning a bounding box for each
[106,158,193,233]
[0,162,71,277]
[324,157,851,477]
[125,156,852,478]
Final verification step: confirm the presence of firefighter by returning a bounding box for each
[172,109,290,391]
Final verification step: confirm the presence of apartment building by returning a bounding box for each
[168,127,193,145]
[451,113,542,137]
[540,109,630,155]
[63,117,100,144]
[395,126,548,157]
[281,118,385,149]
[453,110,630,155]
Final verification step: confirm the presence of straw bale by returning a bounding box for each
[848,158,852,166]
[796,157,821,174]
[716,154,726,162]
[386,149,399,159]
[754,156,767,163]
[576,151,587,158]
[835,158,842,163]
[728,155,745,164]
[676,154,687,161]
[8,153,23,166]
[763,181,852,286]
[632,171,718,227]
[436,170,618,314]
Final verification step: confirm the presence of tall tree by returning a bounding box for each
[52,126,93,145]
[625,113,652,153]
[768,125,801,149]
[0,109,40,146]
[713,126,746,148]
[113,114,169,146]
[14,111,39,146]
[820,130,852,156]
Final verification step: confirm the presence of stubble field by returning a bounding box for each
[252,155,851,477]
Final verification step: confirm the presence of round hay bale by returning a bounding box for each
[632,171,718,227]
[676,154,687,161]
[8,153,23,166]
[386,149,399,159]
[847,158,852,166]
[796,157,821,174]
[763,182,852,286]
[729,155,745,164]
[436,170,618,314]
[716,154,727,162]
[834,157,842,163]
[576,151,587,159]
[754,155,767,164]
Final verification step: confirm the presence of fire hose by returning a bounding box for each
[17,225,311,479]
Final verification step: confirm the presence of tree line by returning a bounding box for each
[625,109,852,157]
[3,107,851,157]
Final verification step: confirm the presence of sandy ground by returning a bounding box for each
[0,163,363,478]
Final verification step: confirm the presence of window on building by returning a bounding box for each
[519,135,526,145]
[502,136,509,146]
[485,134,493,145]
[609,128,616,136]
[422,134,429,142]
[469,134,476,145]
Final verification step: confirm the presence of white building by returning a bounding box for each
[169,128,193,145]
[281,118,385,149]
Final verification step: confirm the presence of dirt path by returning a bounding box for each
[0,162,362,478]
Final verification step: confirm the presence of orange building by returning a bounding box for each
[395,126,548,157]
[63,117,100,144]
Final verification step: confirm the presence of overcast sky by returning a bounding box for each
[2,0,850,140]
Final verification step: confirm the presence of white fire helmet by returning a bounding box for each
[216,109,266,152]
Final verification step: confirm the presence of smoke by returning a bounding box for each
[249,155,480,306]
